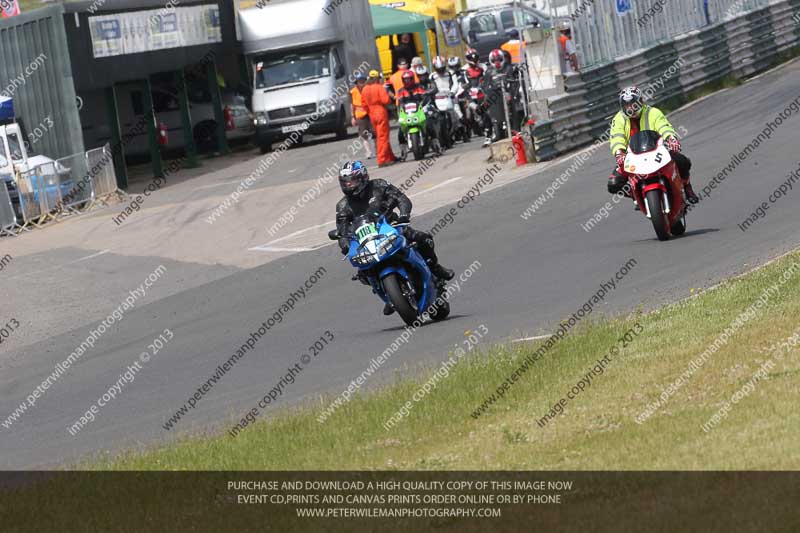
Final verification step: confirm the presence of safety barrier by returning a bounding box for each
[0,180,16,236]
[570,0,768,70]
[0,144,124,235]
[533,0,800,161]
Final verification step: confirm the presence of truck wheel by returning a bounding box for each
[335,108,348,140]
[259,140,272,154]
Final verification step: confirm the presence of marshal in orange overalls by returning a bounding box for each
[361,81,397,166]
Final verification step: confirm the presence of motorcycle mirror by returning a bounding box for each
[327,229,339,241]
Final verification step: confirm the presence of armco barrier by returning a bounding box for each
[1,144,123,235]
[533,0,800,161]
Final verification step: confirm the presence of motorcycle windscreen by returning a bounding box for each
[624,142,671,176]
[628,130,661,154]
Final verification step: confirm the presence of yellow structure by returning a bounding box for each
[369,0,466,77]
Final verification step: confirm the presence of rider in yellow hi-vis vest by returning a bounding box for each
[607,86,699,204]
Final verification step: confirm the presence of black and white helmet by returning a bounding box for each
[432,55,447,74]
[447,56,460,70]
[619,86,643,118]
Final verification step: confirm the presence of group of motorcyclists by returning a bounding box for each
[339,44,699,319]
[369,45,529,163]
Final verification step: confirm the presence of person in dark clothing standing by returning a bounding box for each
[391,33,417,71]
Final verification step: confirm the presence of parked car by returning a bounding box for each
[459,5,551,60]
[84,85,254,159]
[151,86,256,153]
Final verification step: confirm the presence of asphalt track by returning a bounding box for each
[2,60,800,469]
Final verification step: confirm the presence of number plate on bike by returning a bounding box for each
[355,222,378,244]
[404,103,417,113]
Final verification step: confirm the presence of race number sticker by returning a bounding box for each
[355,223,378,243]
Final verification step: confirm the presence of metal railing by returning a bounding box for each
[1,144,123,235]
[0,180,16,236]
[568,0,769,69]
[533,0,797,160]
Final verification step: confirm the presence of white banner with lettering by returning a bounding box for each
[89,5,222,58]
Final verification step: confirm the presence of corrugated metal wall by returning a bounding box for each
[0,5,84,159]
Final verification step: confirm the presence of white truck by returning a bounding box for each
[238,0,381,153]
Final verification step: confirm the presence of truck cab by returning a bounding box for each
[251,45,349,153]
[239,0,380,154]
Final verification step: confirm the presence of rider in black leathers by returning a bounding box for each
[335,161,454,315]
[483,49,523,141]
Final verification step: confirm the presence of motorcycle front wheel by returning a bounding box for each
[383,274,420,326]
[410,132,425,161]
[645,189,671,241]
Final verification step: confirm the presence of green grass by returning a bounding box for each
[89,250,800,471]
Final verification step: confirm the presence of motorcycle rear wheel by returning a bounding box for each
[384,274,420,326]
[645,189,671,241]
[671,213,687,236]
[428,298,450,322]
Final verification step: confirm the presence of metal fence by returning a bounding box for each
[533,0,798,160]
[2,144,122,235]
[567,0,769,69]
[0,181,16,236]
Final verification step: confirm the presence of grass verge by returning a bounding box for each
[95,250,800,470]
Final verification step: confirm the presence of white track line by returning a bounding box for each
[195,179,247,191]
[512,334,551,343]
[248,245,324,253]
[250,176,467,251]
[409,176,463,197]
[4,249,112,280]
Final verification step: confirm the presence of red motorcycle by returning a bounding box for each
[622,130,687,241]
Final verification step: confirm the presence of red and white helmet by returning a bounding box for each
[465,48,480,67]
[489,49,505,69]
[401,69,416,89]
[432,55,447,73]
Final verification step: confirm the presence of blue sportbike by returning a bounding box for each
[329,212,450,326]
